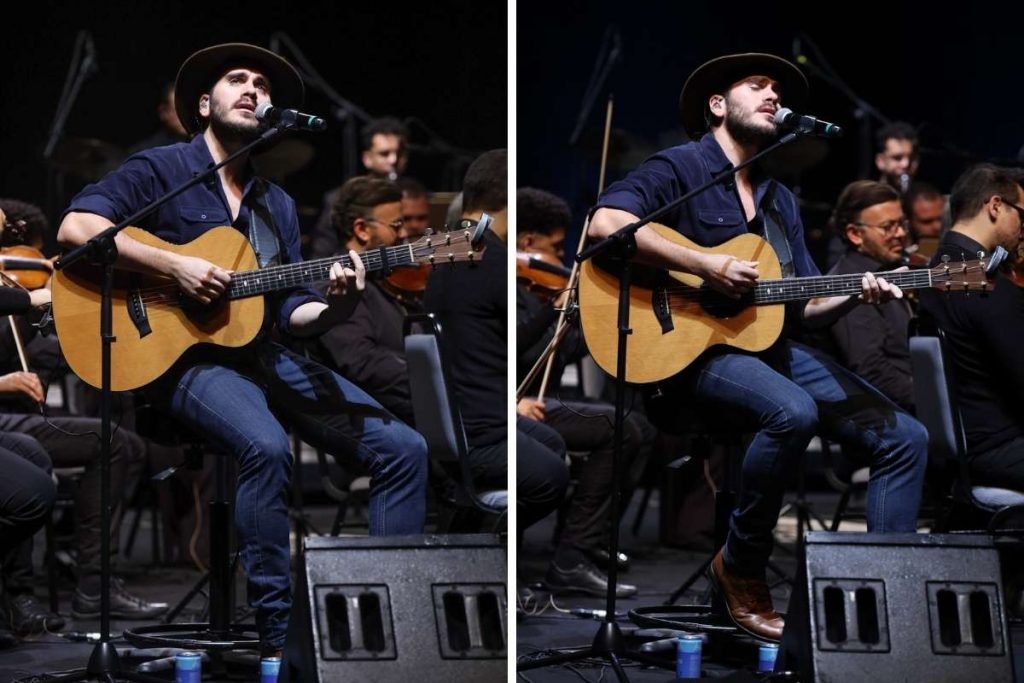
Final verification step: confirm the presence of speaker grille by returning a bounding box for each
[314,585,397,660]
[926,581,1005,656]
[432,583,507,659]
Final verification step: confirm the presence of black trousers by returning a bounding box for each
[0,432,55,595]
[0,414,144,577]
[541,398,651,553]
[467,417,568,531]
[972,435,1024,492]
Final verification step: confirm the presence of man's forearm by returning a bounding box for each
[288,301,336,337]
[58,212,182,277]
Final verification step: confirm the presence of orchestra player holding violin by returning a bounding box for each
[0,202,167,641]
[310,175,421,424]
[516,187,654,598]
[822,180,918,414]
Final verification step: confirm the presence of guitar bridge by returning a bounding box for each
[127,280,152,338]
[653,287,674,334]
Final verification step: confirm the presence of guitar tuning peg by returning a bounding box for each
[941,254,950,263]
[424,228,434,236]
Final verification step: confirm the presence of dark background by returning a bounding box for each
[517,0,1023,267]
[2,0,507,245]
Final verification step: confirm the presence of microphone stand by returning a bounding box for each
[517,129,807,681]
[43,30,98,253]
[792,32,889,179]
[270,32,371,180]
[46,123,292,683]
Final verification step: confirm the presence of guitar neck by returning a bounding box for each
[753,268,932,304]
[226,244,416,299]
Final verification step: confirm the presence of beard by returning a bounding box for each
[209,101,261,143]
[724,104,776,147]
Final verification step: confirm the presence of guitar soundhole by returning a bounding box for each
[699,286,753,319]
[179,293,228,324]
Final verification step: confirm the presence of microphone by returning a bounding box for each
[254,102,326,132]
[773,108,843,138]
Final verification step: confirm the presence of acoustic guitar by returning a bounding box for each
[578,223,1000,384]
[53,221,487,390]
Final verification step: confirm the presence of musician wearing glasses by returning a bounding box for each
[919,164,1024,494]
[823,180,917,413]
[311,175,419,424]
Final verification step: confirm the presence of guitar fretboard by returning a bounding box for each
[752,269,934,304]
[227,244,417,299]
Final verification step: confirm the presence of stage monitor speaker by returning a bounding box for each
[779,532,1014,682]
[288,533,506,683]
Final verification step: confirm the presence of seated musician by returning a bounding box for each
[587,52,928,641]
[57,43,428,657]
[424,150,567,530]
[309,176,419,425]
[918,164,1024,494]
[0,203,163,639]
[824,180,916,414]
[516,187,650,598]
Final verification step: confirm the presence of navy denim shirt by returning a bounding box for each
[595,133,820,278]
[64,134,324,334]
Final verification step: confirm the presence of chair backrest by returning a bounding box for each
[908,334,963,471]
[404,313,506,515]
[403,313,468,465]
[909,333,1024,514]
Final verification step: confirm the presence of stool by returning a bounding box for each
[123,403,259,676]
[642,392,792,606]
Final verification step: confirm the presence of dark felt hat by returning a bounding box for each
[678,53,807,139]
[174,42,304,134]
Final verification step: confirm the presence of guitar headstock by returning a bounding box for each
[409,214,490,266]
[927,249,1006,292]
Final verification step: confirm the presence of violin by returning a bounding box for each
[0,245,53,290]
[516,251,571,302]
[380,263,431,304]
[1008,241,1024,288]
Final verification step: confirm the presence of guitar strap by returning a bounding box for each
[761,183,796,279]
[247,179,282,269]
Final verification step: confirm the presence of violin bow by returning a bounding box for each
[518,94,614,402]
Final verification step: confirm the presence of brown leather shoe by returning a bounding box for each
[708,549,784,641]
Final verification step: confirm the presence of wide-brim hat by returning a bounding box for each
[678,53,807,139]
[174,42,304,135]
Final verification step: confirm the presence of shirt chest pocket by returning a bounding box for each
[181,206,230,228]
[697,209,745,230]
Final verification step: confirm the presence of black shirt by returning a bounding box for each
[424,230,506,448]
[918,231,1024,455]
[827,250,916,413]
[314,279,415,424]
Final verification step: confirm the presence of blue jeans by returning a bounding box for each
[165,343,428,648]
[684,342,927,575]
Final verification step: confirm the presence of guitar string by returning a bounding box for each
[130,237,475,302]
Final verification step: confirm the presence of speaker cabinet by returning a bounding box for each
[780,532,1014,682]
[291,533,506,682]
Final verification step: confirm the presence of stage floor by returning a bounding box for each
[517,490,1024,682]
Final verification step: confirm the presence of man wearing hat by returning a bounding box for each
[588,53,928,641]
[57,43,429,655]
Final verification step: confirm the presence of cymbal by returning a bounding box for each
[254,138,315,180]
[49,137,125,181]
[760,136,829,177]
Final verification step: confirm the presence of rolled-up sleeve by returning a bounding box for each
[63,156,160,224]
[274,195,325,333]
